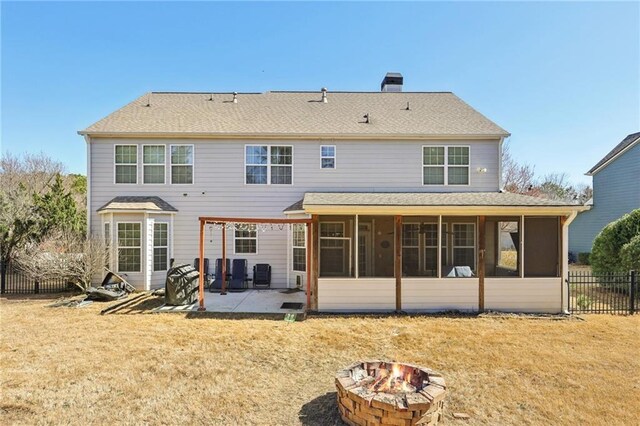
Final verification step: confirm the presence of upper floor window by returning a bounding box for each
[245,145,292,185]
[320,145,336,169]
[143,145,165,184]
[423,146,470,185]
[115,145,137,184]
[170,145,194,184]
[235,224,257,254]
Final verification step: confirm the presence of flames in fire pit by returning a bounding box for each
[336,360,447,426]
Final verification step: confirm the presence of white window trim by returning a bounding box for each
[114,145,138,185]
[142,144,166,185]
[233,224,258,255]
[320,145,337,169]
[153,222,169,272]
[452,222,476,271]
[116,221,142,273]
[169,144,195,185]
[104,222,111,269]
[402,222,421,272]
[319,221,351,277]
[292,223,307,272]
[422,145,471,186]
[244,144,294,185]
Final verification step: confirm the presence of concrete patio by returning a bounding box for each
[154,288,306,316]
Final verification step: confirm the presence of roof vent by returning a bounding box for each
[321,87,328,103]
[381,72,403,92]
[232,92,238,103]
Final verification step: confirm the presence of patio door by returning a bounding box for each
[358,223,373,277]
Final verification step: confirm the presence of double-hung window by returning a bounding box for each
[423,146,469,185]
[292,224,306,272]
[153,223,168,271]
[320,145,336,169]
[115,145,138,184]
[170,145,194,184]
[245,145,292,184]
[402,224,420,276]
[235,224,257,254]
[143,145,165,184]
[117,223,141,272]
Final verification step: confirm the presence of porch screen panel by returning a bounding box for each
[424,223,446,277]
[524,217,559,277]
[485,218,520,277]
[402,224,420,276]
[452,224,475,271]
[319,219,354,277]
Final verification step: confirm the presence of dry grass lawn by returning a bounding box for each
[1,295,639,425]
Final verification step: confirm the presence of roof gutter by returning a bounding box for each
[302,204,589,216]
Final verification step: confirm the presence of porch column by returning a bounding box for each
[478,216,486,312]
[198,219,206,311]
[311,215,319,311]
[221,224,227,295]
[306,222,312,310]
[395,215,402,312]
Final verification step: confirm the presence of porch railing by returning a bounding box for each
[567,270,637,314]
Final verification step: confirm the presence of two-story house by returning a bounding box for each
[80,73,584,313]
[569,132,640,255]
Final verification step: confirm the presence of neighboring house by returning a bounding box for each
[569,132,640,255]
[79,73,585,313]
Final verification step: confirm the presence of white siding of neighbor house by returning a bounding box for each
[484,278,562,313]
[401,278,479,312]
[318,278,396,311]
[89,137,501,288]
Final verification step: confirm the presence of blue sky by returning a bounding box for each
[1,1,638,185]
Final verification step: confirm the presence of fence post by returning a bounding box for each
[630,270,637,315]
[34,279,40,294]
[0,261,5,294]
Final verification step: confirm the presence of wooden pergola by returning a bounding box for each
[197,216,314,311]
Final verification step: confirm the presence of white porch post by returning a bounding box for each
[355,215,359,278]
[562,212,578,313]
[520,215,525,279]
[437,215,442,278]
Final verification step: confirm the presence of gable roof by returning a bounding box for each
[97,196,178,213]
[79,91,509,138]
[587,131,640,175]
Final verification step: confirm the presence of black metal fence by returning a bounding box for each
[0,261,73,294]
[568,270,638,314]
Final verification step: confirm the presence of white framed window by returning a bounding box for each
[234,224,257,254]
[422,146,470,185]
[402,223,420,276]
[117,222,141,272]
[320,145,336,169]
[153,222,168,271]
[292,224,306,272]
[245,145,293,184]
[452,223,475,271]
[170,144,194,184]
[114,145,138,184]
[319,222,352,277]
[143,145,165,184]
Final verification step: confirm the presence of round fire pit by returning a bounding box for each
[335,360,447,426]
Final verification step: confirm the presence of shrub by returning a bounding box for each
[591,209,640,273]
[577,252,590,265]
[576,294,592,310]
[620,234,640,271]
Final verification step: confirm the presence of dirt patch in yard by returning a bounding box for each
[1,296,638,425]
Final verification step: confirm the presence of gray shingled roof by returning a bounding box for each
[97,196,178,212]
[587,131,640,175]
[80,91,509,138]
[283,199,305,212]
[301,192,579,208]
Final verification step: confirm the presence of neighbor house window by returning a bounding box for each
[143,145,165,184]
[245,145,292,184]
[170,145,194,184]
[452,223,475,271]
[117,223,141,272]
[320,145,336,169]
[153,223,168,271]
[235,224,257,254]
[423,146,469,185]
[115,145,137,184]
[292,224,306,272]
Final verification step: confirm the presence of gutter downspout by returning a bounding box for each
[562,211,578,314]
[84,135,92,237]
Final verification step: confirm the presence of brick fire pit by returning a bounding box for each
[335,361,447,426]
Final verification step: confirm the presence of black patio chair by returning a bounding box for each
[253,263,271,288]
[209,258,231,292]
[228,259,250,292]
[193,257,211,286]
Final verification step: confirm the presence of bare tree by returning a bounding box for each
[501,141,536,194]
[14,231,106,291]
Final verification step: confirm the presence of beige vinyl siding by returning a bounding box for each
[484,278,562,313]
[89,138,501,288]
[401,278,479,312]
[317,278,396,311]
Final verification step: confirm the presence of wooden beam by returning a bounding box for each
[395,215,402,312]
[311,215,320,310]
[200,216,312,224]
[478,215,486,312]
[221,225,227,295]
[198,219,206,311]
[306,222,311,311]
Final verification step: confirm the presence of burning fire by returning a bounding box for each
[352,362,424,395]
